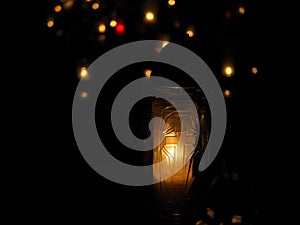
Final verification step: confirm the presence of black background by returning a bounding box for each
[7,0,300,224]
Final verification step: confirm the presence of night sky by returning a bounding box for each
[8,0,300,224]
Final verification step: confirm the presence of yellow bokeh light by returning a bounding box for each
[225,66,232,75]
[80,67,88,78]
[98,24,106,33]
[224,65,234,77]
[168,0,176,6]
[238,6,245,15]
[186,30,194,37]
[224,89,231,97]
[54,5,62,13]
[85,0,92,2]
[144,69,152,78]
[145,11,155,22]
[251,66,258,74]
[47,20,54,28]
[110,20,117,27]
[92,3,100,10]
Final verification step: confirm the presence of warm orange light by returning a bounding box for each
[144,69,152,78]
[155,41,169,54]
[145,11,155,22]
[224,89,231,97]
[195,220,205,225]
[162,41,169,48]
[85,0,92,2]
[238,6,245,15]
[165,144,177,158]
[225,66,232,75]
[81,92,88,98]
[168,0,176,6]
[98,23,106,33]
[92,3,99,10]
[110,20,117,27]
[152,101,197,200]
[54,5,62,12]
[232,215,243,224]
[186,29,194,37]
[207,208,215,219]
[165,131,176,137]
[63,0,74,9]
[224,65,234,77]
[80,67,88,78]
[47,20,54,28]
[251,66,258,74]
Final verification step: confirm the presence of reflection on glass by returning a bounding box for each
[151,86,206,208]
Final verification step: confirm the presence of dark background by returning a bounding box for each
[7,0,299,224]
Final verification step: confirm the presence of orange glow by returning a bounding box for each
[207,208,215,219]
[165,131,176,137]
[155,40,169,54]
[144,69,152,78]
[224,89,231,97]
[63,0,74,9]
[224,65,234,77]
[168,0,176,6]
[152,102,197,199]
[80,67,88,79]
[232,215,243,224]
[238,6,245,15]
[251,66,258,74]
[195,220,205,225]
[92,3,100,10]
[81,92,88,98]
[225,66,232,75]
[165,144,177,158]
[98,24,106,33]
[54,5,62,12]
[162,41,169,48]
[47,20,54,28]
[186,29,194,37]
[145,11,155,22]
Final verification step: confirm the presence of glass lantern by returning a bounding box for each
[150,86,209,209]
